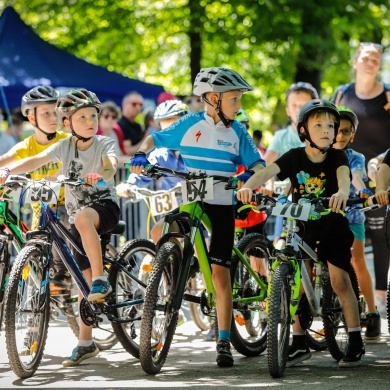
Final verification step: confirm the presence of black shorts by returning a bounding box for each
[202,202,235,269]
[70,200,121,271]
[302,212,353,272]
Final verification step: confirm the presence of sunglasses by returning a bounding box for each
[129,102,143,108]
[359,42,383,52]
[102,114,118,120]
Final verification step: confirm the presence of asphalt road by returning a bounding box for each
[1,314,390,390]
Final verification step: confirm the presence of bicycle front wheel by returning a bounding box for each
[109,238,156,358]
[5,245,50,378]
[230,233,269,357]
[139,242,180,375]
[267,263,292,378]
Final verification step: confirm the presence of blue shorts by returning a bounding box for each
[349,223,365,242]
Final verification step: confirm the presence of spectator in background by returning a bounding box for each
[184,94,205,112]
[97,101,124,156]
[331,42,390,316]
[252,130,266,157]
[7,110,24,143]
[157,91,177,105]
[117,91,146,156]
[144,109,159,135]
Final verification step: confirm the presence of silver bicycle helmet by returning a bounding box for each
[56,88,102,124]
[154,100,189,121]
[193,67,253,96]
[21,86,60,116]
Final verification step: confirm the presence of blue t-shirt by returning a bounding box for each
[345,148,367,225]
[152,112,265,205]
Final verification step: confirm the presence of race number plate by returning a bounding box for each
[24,182,62,204]
[271,203,311,221]
[149,192,178,216]
[181,178,213,204]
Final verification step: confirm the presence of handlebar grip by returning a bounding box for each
[80,178,106,187]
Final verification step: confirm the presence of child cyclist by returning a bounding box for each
[0,86,71,287]
[237,99,365,367]
[129,67,266,367]
[0,88,120,367]
[334,106,381,341]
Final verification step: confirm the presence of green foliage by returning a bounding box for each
[1,0,390,135]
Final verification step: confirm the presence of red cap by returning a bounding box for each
[157,92,177,105]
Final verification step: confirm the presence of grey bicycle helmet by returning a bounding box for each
[193,67,253,96]
[55,88,102,124]
[337,106,359,132]
[285,82,319,102]
[297,99,340,153]
[21,86,60,116]
[154,100,189,121]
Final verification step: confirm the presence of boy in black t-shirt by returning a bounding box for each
[237,99,364,368]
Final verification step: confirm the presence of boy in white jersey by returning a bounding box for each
[129,67,266,367]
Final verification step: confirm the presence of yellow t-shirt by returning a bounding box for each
[12,131,70,229]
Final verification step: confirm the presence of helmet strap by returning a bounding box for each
[69,117,94,159]
[203,93,234,128]
[33,108,56,141]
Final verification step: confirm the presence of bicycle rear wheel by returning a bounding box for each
[322,267,360,361]
[267,262,292,378]
[5,245,50,378]
[230,233,269,357]
[109,238,155,358]
[139,242,180,374]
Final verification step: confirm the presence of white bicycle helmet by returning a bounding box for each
[154,100,189,121]
[193,67,253,96]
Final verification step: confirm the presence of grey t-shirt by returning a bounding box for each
[46,135,118,222]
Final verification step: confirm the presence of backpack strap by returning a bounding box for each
[384,84,390,113]
[331,83,353,106]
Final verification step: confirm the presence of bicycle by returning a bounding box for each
[2,175,151,378]
[117,181,212,332]
[135,164,271,374]
[0,183,119,351]
[263,195,361,378]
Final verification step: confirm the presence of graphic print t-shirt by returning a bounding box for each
[46,136,118,223]
[275,147,349,203]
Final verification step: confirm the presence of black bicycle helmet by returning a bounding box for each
[154,100,188,122]
[285,82,319,102]
[297,99,340,153]
[337,106,359,132]
[21,86,60,116]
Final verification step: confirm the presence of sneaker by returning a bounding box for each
[339,343,365,367]
[87,279,112,301]
[204,329,216,342]
[50,270,71,292]
[62,343,99,367]
[365,312,381,341]
[286,344,311,367]
[216,339,234,367]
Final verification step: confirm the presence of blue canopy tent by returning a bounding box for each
[0,6,165,110]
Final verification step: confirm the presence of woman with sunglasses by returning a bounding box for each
[332,42,390,331]
[97,101,124,157]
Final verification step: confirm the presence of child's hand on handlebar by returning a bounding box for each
[83,173,103,186]
[329,190,348,213]
[372,190,389,206]
[128,152,150,175]
[236,187,253,204]
[0,168,11,185]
